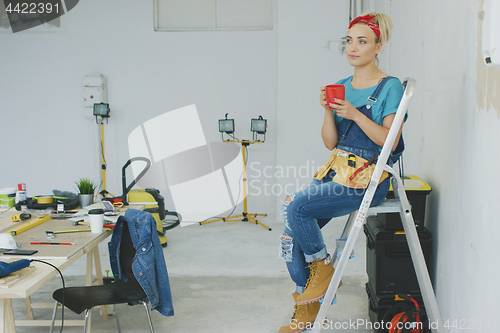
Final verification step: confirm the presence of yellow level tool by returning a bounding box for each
[8,215,51,236]
[45,228,111,238]
[49,229,92,234]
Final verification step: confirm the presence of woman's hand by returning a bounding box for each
[320,86,340,150]
[320,86,330,110]
[330,99,360,121]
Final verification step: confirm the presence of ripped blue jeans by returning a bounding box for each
[280,173,390,294]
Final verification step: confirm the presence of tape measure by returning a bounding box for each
[11,213,32,222]
[348,154,356,168]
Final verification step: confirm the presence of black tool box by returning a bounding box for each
[378,175,431,230]
[366,282,429,333]
[364,215,432,296]
[15,196,79,211]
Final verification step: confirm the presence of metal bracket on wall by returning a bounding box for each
[325,37,347,55]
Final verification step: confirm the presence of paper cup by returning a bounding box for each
[325,84,345,108]
[88,208,104,233]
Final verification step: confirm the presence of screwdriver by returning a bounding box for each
[349,155,378,180]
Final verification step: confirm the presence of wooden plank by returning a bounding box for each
[3,219,112,260]
[0,299,5,333]
[0,204,144,235]
[93,248,109,320]
[15,319,85,326]
[29,302,55,309]
[85,250,93,332]
[0,210,21,234]
[0,264,36,289]
[4,299,16,333]
[24,297,33,320]
[0,260,65,299]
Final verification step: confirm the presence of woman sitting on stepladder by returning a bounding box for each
[279,12,405,333]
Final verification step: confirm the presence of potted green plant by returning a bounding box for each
[75,178,97,208]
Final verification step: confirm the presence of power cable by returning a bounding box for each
[30,259,65,332]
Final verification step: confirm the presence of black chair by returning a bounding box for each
[49,222,154,332]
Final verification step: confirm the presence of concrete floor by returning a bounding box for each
[12,215,376,333]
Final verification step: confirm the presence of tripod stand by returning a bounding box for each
[96,120,116,199]
[200,140,271,231]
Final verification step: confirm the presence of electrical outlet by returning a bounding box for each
[83,75,107,119]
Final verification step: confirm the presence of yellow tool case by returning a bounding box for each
[103,158,181,248]
[381,175,432,230]
[128,188,180,247]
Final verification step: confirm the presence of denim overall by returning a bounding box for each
[337,76,404,164]
[280,77,403,293]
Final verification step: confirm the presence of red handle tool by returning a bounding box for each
[349,156,378,180]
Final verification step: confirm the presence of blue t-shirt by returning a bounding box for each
[333,76,405,126]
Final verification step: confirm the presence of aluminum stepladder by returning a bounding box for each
[310,78,446,333]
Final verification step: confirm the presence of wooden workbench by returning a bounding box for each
[0,205,143,332]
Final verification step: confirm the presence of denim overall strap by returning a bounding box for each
[337,76,400,162]
[365,76,397,109]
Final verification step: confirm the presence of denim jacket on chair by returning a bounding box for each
[108,209,174,316]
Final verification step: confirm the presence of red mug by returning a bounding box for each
[325,84,345,108]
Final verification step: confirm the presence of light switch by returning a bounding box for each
[482,0,500,67]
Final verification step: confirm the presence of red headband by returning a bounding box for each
[348,14,381,40]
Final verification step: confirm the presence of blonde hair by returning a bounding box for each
[357,12,393,48]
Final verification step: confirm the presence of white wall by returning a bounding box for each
[0,0,278,219]
[388,0,500,330]
[275,0,351,213]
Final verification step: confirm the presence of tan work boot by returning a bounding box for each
[296,255,341,305]
[279,293,321,333]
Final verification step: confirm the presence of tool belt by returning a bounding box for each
[314,148,388,189]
